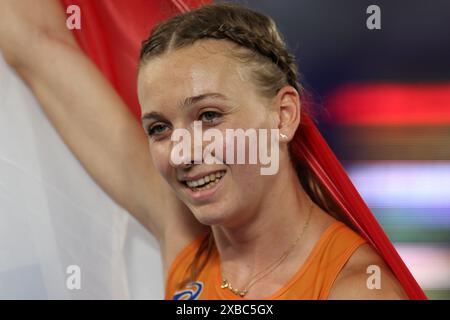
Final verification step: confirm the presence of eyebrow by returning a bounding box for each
[141,92,227,124]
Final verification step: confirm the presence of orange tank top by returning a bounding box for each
[165,221,367,300]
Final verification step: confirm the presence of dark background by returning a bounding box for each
[230,0,450,99]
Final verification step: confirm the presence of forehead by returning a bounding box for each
[137,40,250,112]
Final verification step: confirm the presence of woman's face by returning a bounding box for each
[138,39,283,227]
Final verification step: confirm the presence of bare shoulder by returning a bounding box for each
[327,243,409,300]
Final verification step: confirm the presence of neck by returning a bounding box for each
[211,161,314,282]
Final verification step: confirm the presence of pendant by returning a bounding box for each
[221,279,248,297]
[221,279,229,289]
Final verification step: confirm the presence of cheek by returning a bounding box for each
[149,143,172,179]
[218,130,267,177]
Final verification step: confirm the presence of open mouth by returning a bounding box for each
[183,170,226,192]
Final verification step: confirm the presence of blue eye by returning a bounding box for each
[147,123,168,136]
[200,111,221,123]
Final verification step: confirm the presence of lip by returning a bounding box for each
[179,169,226,182]
[180,170,227,203]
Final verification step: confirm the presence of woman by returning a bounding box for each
[0,1,412,299]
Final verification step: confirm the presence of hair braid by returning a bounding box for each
[196,24,300,92]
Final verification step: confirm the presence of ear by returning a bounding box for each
[272,86,301,142]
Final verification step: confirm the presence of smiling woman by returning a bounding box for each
[0,0,425,300]
[137,3,417,300]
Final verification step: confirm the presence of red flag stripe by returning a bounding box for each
[171,0,190,13]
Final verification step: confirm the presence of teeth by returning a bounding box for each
[186,170,225,188]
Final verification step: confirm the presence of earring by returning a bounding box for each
[280,133,288,140]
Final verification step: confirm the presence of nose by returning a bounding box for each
[169,123,203,168]
[169,144,195,168]
[171,157,195,170]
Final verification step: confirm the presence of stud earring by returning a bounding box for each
[280,133,288,140]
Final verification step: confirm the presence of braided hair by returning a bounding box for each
[140,3,302,97]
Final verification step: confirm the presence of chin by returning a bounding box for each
[189,203,235,227]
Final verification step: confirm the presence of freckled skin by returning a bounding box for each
[138,39,283,227]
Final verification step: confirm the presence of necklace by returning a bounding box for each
[220,199,314,297]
